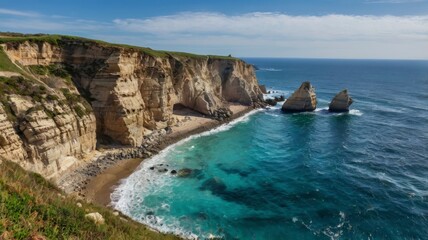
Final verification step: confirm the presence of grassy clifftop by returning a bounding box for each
[0,160,180,240]
[0,32,237,60]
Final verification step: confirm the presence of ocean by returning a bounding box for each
[111,58,428,239]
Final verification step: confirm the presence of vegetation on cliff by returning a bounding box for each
[0,32,236,60]
[0,48,23,73]
[0,159,180,240]
[0,74,91,121]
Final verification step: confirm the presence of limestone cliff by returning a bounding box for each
[0,34,263,177]
[0,79,97,178]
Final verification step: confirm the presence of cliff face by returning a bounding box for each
[0,82,97,178]
[0,36,263,177]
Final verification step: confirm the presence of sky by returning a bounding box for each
[0,0,427,59]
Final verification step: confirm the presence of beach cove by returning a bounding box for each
[108,58,428,239]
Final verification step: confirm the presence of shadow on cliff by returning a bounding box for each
[173,103,207,118]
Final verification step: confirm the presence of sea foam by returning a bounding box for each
[258,67,283,72]
[111,109,262,239]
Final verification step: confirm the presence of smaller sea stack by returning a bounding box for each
[282,81,317,112]
[329,89,353,112]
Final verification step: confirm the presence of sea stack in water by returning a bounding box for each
[282,82,317,112]
[329,89,353,112]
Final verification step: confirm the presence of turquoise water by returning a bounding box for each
[112,59,428,239]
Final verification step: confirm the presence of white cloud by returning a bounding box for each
[0,8,40,17]
[111,12,428,59]
[1,9,427,59]
[113,12,428,41]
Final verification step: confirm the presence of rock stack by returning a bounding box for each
[329,89,353,112]
[282,82,317,112]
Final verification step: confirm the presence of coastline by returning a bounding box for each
[82,104,258,206]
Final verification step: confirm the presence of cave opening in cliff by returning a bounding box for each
[173,103,187,111]
[173,103,203,117]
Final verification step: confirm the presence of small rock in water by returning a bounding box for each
[171,170,177,174]
[177,168,192,177]
[146,211,155,215]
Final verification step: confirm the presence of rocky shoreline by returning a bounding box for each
[56,133,164,195]
[56,105,259,203]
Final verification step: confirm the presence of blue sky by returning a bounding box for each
[1,0,428,59]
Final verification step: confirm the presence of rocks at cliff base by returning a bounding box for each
[329,89,353,112]
[282,82,317,112]
[213,108,233,121]
[177,168,192,177]
[275,95,285,102]
[264,95,285,107]
[148,163,169,173]
[265,99,277,106]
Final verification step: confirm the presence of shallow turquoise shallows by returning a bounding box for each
[112,59,428,239]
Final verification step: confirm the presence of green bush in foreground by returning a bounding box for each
[0,160,180,240]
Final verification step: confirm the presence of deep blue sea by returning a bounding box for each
[112,58,428,239]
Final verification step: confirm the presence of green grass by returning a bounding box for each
[0,76,46,103]
[60,88,92,116]
[0,32,238,60]
[0,74,91,119]
[0,76,46,121]
[0,160,181,240]
[29,64,73,83]
[0,48,23,73]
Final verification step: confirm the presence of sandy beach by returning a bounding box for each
[83,104,255,206]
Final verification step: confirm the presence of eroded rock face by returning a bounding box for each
[3,40,263,147]
[0,103,28,162]
[0,95,97,178]
[0,38,264,178]
[282,82,317,112]
[329,89,353,112]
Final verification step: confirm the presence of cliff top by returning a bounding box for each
[0,32,238,60]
